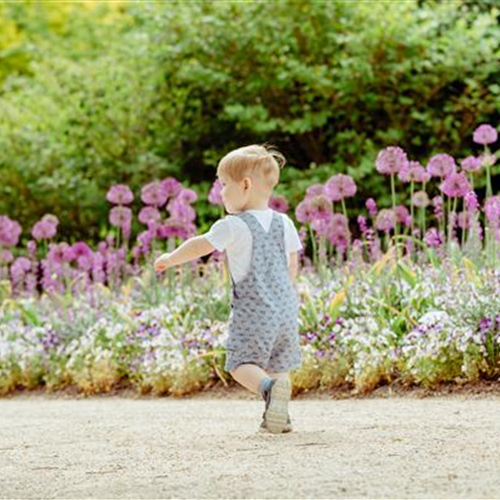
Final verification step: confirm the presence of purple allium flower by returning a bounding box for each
[167,198,196,222]
[394,205,411,226]
[306,195,332,222]
[432,196,444,222]
[0,216,22,247]
[464,191,479,212]
[398,161,428,183]
[324,174,357,202]
[427,154,456,178]
[305,184,326,200]
[47,242,71,264]
[10,256,31,281]
[376,146,409,175]
[366,198,377,217]
[0,249,13,264]
[375,209,396,232]
[71,242,93,261]
[141,181,168,207]
[480,152,497,167]
[473,124,498,145]
[158,218,195,240]
[440,172,471,198]
[160,177,183,199]
[208,180,223,205]
[484,196,500,227]
[138,206,161,225]
[412,190,430,208]
[269,195,289,213]
[109,206,132,229]
[31,219,57,241]
[457,211,472,230]
[177,188,198,204]
[106,184,134,205]
[460,156,482,173]
[295,200,315,224]
[424,228,444,248]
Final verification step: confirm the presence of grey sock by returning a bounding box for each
[258,377,273,400]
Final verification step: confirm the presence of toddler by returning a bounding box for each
[154,144,303,433]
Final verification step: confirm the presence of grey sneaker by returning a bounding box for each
[259,413,293,433]
[261,377,291,434]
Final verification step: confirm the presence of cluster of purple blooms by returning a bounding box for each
[0,123,499,298]
[0,177,199,297]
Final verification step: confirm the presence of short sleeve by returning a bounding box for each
[203,217,235,252]
[282,214,303,253]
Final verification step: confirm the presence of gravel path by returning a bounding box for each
[1,393,499,499]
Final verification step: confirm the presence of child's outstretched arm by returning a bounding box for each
[154,236,216,272]
[289,251,298,282]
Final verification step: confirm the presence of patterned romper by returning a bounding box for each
[224,210,302,373]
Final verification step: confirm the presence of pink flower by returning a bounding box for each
[324,174,357,202]
[460,156,482,173]
[427,154,456,178]
[424,228,444,248]
[394,205,411,226]
[412,191,430,208]
[305,184,326,200]
[167,198,196,222]
[464,191,479,212]
[398,161,429,183]
[484,196,500,227]
[107,184,134,205]
[177,188,198,204]
[31,220,57,241]
[480,152,497,167]
[375,146,409,175]
[109,206,132,228]
[141,181,168,207]
[295,200,315,223]
[0,249,13,264]
[138,206,161,225]
[365,198,377,217]
[208,180,223,205]
[432,196,444,222]
[0,216,22,247]
[160,177,183,198]
[375,209,396,232]
[473,124,498,145]
[440,172,471,198]
[269,195,289,213]
[308,195,333,221]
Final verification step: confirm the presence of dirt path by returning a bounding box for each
[1,392,499,499]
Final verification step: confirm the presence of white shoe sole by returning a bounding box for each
[265,378,291,434]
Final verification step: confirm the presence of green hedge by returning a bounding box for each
[0,0,499,242]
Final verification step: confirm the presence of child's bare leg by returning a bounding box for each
[230,363,273,396]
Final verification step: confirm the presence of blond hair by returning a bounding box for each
[216,144,286,191]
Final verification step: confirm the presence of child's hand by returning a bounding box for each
[154,253,172,273]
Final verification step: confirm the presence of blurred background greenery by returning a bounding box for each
[1,0,499,243]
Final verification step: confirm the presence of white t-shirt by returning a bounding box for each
[203,208,303,283]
